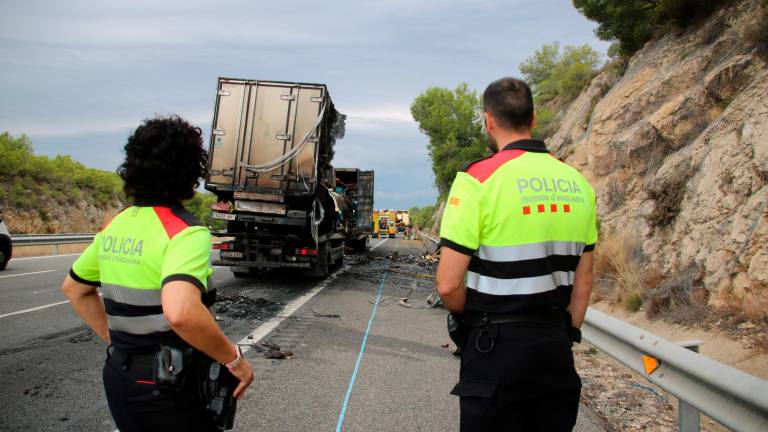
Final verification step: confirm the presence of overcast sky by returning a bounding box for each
[1,0,608,209]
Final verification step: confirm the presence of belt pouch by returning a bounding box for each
[447,313,468,349]
[153,345,193,391]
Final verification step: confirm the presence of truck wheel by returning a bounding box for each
[332,248,344,269]
[310,244,329,278]
[353,238,368,253]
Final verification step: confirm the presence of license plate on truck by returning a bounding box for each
[220,251,243,258]
[212,211,236,221]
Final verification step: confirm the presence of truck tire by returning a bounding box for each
[310,243,329,278]
[352,238,368,253]
[331,246,344,269]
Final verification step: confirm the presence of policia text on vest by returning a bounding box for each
[438,138,597,432]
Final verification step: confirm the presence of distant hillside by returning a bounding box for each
[0,132,126,233]
[0,132,223,234]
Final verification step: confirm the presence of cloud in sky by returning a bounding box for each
[0,0,609,209]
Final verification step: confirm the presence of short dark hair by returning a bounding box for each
[118,115,207,204]
[483,77,534,131]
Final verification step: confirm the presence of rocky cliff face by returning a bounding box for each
[551,1,768,308]
[4,198,124,234]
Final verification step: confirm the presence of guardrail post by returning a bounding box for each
[677,340,703,432]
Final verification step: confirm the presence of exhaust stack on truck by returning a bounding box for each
[205,78,372,277]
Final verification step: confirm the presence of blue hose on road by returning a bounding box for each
[335,271,388,432]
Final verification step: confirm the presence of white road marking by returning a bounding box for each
[0,292,103,319]
[0,270,57,279]
[369,238,388,252]
[10,253,82,261]
[237,238,389,350]
[0,300,70,319]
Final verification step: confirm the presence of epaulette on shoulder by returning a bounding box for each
[154,205,203,239]
[461,155,493,173]
[465,149,526,183]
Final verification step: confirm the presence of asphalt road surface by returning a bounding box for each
[0,238,606,431]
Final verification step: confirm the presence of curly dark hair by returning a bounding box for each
[118,116,208,204]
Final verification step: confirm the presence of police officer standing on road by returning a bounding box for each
[437,77,596,431]
[61,116,254,432]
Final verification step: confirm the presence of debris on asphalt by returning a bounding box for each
[426,289,443,308]
[388,269,434,280]
[257,340,295,360]
[215,294,282,321]
[67,331,94,344]
[312,312,341,318]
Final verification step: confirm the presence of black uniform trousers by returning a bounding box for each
[452,323,581,432]
[103,350,218,432]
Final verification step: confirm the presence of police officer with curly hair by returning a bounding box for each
[62,116,254,432]
[437,78,597,432]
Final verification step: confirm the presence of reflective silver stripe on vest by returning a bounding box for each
[101,284,162,306]
[107,314,171,335]
[467,271,575,296]
[478,241,585,262]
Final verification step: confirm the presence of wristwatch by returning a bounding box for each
[225,344,243,370]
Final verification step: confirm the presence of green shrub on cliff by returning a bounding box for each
[520,42,601,103]
[408,205,437,230]
[185,192,224,230]
[520,42,601,139]
[0,132,124,210]
[574,0,736,56]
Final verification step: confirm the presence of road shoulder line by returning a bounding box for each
[0,300,70,319]
[0,270,56,279]
[236,239,388,350]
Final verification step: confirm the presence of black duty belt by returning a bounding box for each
[464,310,566,329]
[108,346,156,370]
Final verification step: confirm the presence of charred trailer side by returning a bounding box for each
[205,78,347,278]
[334,168,374,252]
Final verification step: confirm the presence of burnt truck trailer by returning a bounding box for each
[205,78,372,277]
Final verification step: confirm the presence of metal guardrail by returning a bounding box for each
[583,309,768,432]
[419,234,768,431]
[420,232,440,253]
[11,234,95,246]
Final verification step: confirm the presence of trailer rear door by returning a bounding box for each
[206,79,328,197]
[357,171,374,233]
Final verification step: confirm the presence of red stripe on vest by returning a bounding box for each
[153,207,188,239]
[466,149,526,183]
